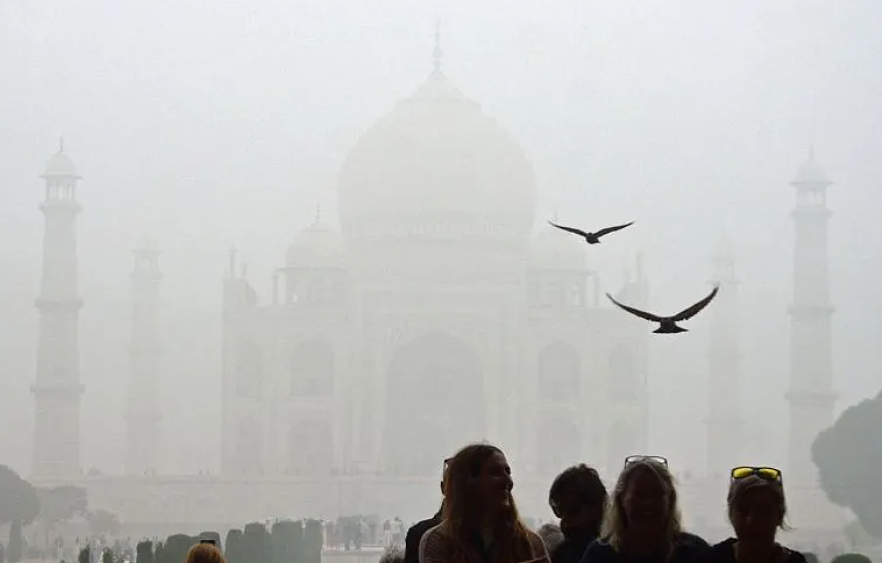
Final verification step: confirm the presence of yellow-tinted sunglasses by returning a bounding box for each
[730,466,782,482]
[624,455,668,468]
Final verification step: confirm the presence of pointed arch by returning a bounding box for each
[609,343,638,401]
[385,332,484,475]
[287,419,334,475]
[537,417,580,476]
[234,417,262,476]
[537,342,581,403]
[236,340,264,399]
[290,341,335,397]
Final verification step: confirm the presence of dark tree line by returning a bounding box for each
[130,519,322,563]
[813,390,882,538]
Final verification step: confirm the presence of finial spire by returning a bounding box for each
[432,19,443,72]
[59,136,65,153]
[808,144,815,162]
[314,203,322,224]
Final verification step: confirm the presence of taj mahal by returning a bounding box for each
[26,51,848,544]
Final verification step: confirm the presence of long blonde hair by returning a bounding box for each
[441,443,533,563]
[600,459,682,551]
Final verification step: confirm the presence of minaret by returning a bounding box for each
[125,233,162,475]
[32,141,84,478]
[705,239,742,476]
[786,149,837,487]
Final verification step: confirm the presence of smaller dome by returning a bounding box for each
[530,225,588,270]
[286,221,346,269]
[43,150,79,178]
[793,149,830,185]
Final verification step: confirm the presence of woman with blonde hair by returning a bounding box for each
[419,443,548,563]
[699,466,806,563]
[580,456,708,563]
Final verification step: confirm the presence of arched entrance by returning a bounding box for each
[234,417,262,475]
[287,419,334,475]
[385,332,484,476]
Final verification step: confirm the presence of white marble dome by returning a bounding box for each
[337,69,537,243]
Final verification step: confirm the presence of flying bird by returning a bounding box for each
[606,285,720,334]
[548,221,634,244]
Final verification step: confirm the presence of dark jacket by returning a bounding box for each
[580,532,710,563]
[404,511,442,563]
[552,534,596,563]
[697,538,807,563]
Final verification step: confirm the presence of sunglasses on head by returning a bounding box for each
[624,455,668,468]
[730,466,783,483]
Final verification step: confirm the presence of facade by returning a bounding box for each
[25,71,844,548]
[219,64,651,484]
[32,142,84,479]
[125,234,163,475]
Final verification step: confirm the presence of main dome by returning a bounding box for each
[337,69,536,243]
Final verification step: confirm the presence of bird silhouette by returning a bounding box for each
[548,221,634,244]
[606,285,719,334]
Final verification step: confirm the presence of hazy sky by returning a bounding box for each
[1,0,881,477]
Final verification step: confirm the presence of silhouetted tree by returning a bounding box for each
[198,532,221,551]
[813,392,882,537]
[243,523,269,563]
[153,542,165,563]
[161,534,196,563]
[224,530,243,563]
[831,555,872,563]
[136,541,154,563]
[78,546,90,563]
[38,486,88,528]
[302,520,322,563]
[0,466,39,526]
[270,521,301,563]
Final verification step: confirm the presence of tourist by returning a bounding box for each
[405,458,449,563]
[184,543,226,563]
[699,467,806,563]
[580,456,709,563]
[419,443,548,563]
[548,464,608,563]
[392,517,405,545]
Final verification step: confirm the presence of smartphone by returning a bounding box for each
[199,539,216,546]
